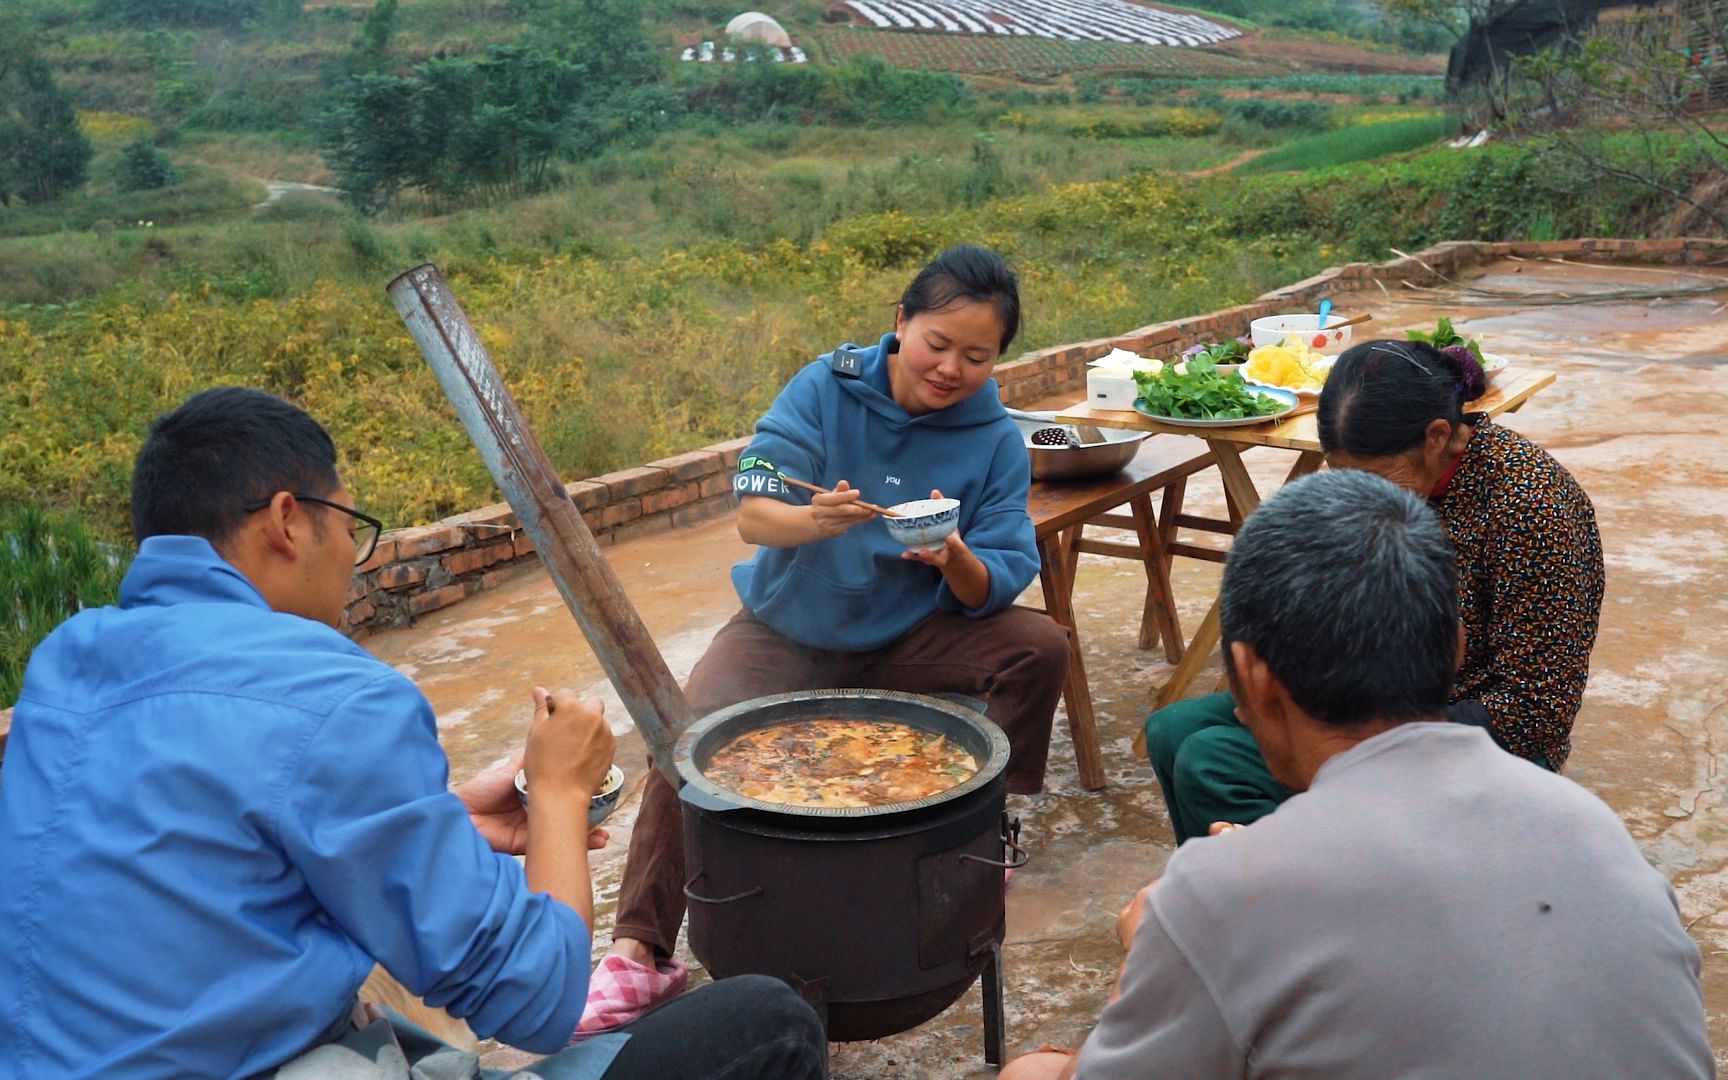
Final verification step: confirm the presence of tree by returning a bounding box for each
[1512,6,1728,235]
[0,51,91,206]
[353,0,399,74]
[118,137,178,192]
[318,29,679,213]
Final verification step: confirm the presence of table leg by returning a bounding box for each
[1039,533,1106,790]
[1129,494,1183,662]
[1158,478,1186,581]
[1150,446,1323,713]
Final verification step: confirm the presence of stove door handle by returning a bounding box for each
[959,830,1030,871]
[683,873,765,905]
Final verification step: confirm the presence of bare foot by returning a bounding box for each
[609,937,656,966]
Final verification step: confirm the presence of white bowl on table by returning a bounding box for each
[1250,314,1355,353]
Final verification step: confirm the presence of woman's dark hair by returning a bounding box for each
[1317,338,1484,458]
[131,386,340,547]
[899,244,1021,354]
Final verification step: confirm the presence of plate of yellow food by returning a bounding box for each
[1242,339,1334,395]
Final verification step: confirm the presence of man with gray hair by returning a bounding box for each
[1002,470,1709,1079]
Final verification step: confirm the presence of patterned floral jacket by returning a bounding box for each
[1439,417,1604,770]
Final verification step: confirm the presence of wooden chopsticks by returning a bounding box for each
[776,474,904,518]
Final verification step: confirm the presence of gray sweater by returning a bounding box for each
[1078,723,1711,1079]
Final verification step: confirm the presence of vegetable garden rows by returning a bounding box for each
[803,27,1261,76]
[837,0,1239,46]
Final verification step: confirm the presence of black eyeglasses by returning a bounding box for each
[1367,341,1436,377]
[242,494,384,566]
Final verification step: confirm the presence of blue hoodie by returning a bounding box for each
[731,332,1039,651]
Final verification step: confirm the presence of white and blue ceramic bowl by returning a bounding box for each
[514,762,626,829]
[884,498,961,552]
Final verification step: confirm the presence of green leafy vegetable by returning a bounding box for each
[1405,317,1484,363]
[1132,355,1287,420]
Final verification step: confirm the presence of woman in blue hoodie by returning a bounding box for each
[580,245,1072,1030]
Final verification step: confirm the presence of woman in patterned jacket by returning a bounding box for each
[1144,337,1605,844]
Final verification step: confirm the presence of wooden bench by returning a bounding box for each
[1026,435,1222,790]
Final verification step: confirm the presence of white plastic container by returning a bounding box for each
[1087,348,1159,409]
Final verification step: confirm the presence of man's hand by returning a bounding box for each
[1116,879,1157,952]
[1208,821,1243,837]
[810,480,875,538]
[457,753,614,856]
[456,750,530,854]
[524,689,613,802]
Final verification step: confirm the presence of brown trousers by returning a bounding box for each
[613,606,1070,955]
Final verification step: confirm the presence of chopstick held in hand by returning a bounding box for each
[775,473,904,519]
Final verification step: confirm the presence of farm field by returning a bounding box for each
[804,27,1264,76]
[833,0,1240,46]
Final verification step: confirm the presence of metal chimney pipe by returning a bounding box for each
[386,264,691,786]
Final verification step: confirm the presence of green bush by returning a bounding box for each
[682,57,967,127]
[1,503,132,708]
[118,137,177,191]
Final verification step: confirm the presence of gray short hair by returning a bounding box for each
[1221,470,1457,727]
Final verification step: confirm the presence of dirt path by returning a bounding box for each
[1185,148,1266,178]
[252,179,341,209]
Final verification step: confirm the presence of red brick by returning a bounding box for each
[395,526,465,558]
[356,537,399,574]
[347,575,371,604]
[441,544,511,577]
[479,565,531,592]
[409,583,468,616]
[598,466,670,500]
[344,600,375,626]
[461,504,519,530]
[598,498,641,528]
[654,449,724,482]
[672,494,737,529]
[699,472,733,499]
[513,531,537,558]
[564,480,607,511]
[711,437,753,469]
[641,480,701,517]
[377,563,427,590]
[610,512,676,545]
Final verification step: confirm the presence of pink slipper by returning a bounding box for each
[571,954,690,1041]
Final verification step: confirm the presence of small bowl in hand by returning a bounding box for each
[883,498,961,552]
[514,763,627,829]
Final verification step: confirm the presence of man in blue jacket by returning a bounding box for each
[0,387,825,1079]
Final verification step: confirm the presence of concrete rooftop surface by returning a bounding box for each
[360,258,1728,1075]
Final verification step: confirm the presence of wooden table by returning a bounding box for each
[1057,368,1556,713]
[1026,436,1217,790]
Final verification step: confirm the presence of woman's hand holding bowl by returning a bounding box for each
[810,479,876,538]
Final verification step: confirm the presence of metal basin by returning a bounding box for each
[1013,413,1150,481]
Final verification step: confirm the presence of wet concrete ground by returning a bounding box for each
[362,258,1728,1074]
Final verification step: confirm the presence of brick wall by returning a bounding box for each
[346,236,1726,636]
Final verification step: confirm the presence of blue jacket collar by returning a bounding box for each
[120,535,273,612]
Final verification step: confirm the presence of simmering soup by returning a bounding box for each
[703,718,979,808]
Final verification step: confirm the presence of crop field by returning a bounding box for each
[836,0,1239,46]
[804,27,1263,76]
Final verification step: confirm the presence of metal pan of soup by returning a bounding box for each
[674,689,1011,823]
